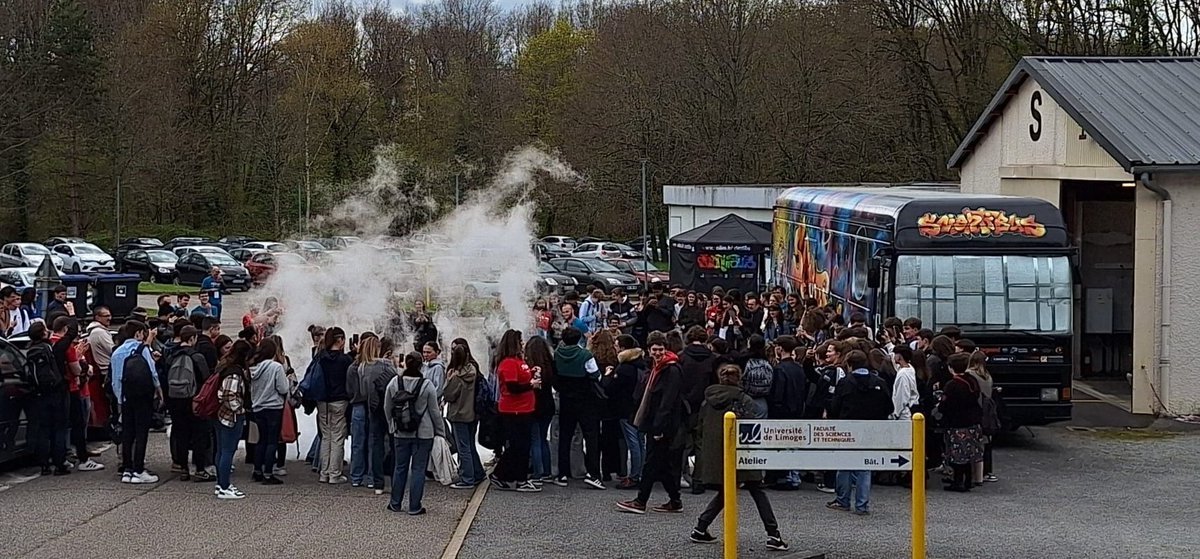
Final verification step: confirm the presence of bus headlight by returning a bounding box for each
[1040,388,1059,402]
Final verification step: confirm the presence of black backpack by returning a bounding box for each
[390,378,425,432]
[122,344,157,400]
[25,342,64,394]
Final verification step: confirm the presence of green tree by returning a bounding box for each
[516,18,592,144]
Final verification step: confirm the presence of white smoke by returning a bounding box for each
[256,145,580,459]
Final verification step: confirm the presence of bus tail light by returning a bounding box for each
[1061,387,1072,401]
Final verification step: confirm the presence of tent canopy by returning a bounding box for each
[669,213,771,254]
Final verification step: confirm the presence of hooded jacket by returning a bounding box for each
[443,362,479,423]
[768,358,808,420]
[634,352,685,442]
[383,375,447,439]
[363,359,399,417]
[194,334,219,372]
[317,349,353,402]
[700,383,765,483]
[830,368,892,420]
[678,344,717,416]
[553,344,598,400]
[422,358,447,399]
[348,359,394,407]
[605,348,647,420]
[249,359,289,412]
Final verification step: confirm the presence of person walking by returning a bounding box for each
[249,338,289,485]
[315,327,353,484]
[552,327,605,489]
[112,321,162,484]
[214,340,254,499]
[939,352,984,492]
[616,331,686,514]
[444,343,485,489]
[383,352,446,514]
[826,350,893,514]
[489,329,542,492]
[688,363,788,551]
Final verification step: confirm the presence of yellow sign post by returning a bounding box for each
[723,411,738,559]
[911,413,926,559]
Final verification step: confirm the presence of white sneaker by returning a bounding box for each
[121,472,133,484]
[129,471,159,484]
[77,459,105,472]
[680,477,691,489]
[327,475,349,485]
[216,487,246,500]
[374,489,384,495]
[205,466,217,477]
[274,467,288,476]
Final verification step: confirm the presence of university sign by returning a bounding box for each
[916,208,1046,239]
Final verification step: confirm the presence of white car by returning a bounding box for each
[0,267,37,289]
[52,243,115,273]
[0,243,64,270]
[540,235,577,250]
[242,241,288,252]
[173,245,234,259]
[571,242,626,259]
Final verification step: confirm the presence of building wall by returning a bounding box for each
[1162,174,1200,414]
[1132,186,1161,414]
[667,205,774,239]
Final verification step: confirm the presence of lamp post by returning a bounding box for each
[640,158,649,290]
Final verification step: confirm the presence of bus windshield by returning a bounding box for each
[894,255,1072,334]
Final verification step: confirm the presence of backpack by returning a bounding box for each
[298,358,327,402]
[474,370,498,416]
[121,344,156,400]
[980,392,1002,435]
[390,378,425,432]
[192,371,223,419]
[25,342,64,394]
[166,349,200,399]
[742,357,773,398]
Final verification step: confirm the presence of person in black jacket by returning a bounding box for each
[767,336,807,489]
[608,335,647,489]
[827,350,891,515]
[315,327,354,484]
[937,352,983,492]
[739,293,766,340]
[617,331,686,514]
[677,292,706,332]
[677,326,717,495]
[639,293,675,336]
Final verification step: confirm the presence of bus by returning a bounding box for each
[772,186,1074,426]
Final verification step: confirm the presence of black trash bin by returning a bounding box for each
[93,273,141,321]
[55,274,93,319]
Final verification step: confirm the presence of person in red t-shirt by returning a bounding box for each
[50,316,104,472]
[490,329,541,492]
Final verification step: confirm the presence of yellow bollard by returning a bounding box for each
[723,411,738,559]
[912,413,926,559]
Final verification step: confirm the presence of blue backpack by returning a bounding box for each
[299,358,327,402]
[474,370,497,416]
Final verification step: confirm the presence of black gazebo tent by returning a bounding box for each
[669,214,771,294]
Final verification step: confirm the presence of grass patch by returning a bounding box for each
[1087,429,1179,442]
[138,283,197,295]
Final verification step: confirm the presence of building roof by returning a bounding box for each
[663,182,957,209]
[948,57,1200,171]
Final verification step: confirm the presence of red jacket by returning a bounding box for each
[497,356,535,414]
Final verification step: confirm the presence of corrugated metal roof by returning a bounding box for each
[948,57,1200,171]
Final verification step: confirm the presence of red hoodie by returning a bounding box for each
[497,356,536,414]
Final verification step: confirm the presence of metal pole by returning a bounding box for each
[455,174,461,206]
[723,411,738,559]
[912,413,926,559]
[115,176,121,244]
[640,159,648,289]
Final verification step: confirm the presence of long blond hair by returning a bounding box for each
[355,336,380,365]
[968,350,990,380]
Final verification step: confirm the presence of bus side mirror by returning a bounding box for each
[867,260,881,289]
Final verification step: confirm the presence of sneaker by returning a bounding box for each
[318,475,329,483]
[652,501,683,513]
[129,471,159,484]
[616,477,639,490]
[41,466,52,476]
[582,476,606,490]
[616,499,647,515]
[766,536,789,551]
[274,467,288,476]
[826,500,850,511]
[853,509,870,516]
[252,472,265,482]
[539,475,557,483]
[53,467,71,476]
[515,481,542,493]
[530,479,544,488]
[216,487,246,500]
[408,507,427,516]
[366,483,374,489]
[261,476,283,485]
[192,471,215,483]
[689,529,717,544]
[984,474,999,483]
[170,464,186,473]
[205,466,217,477]
[386,504,404,513]
[816,483,835,494]
[121,472,133,483]
[489,475,513,491]
[327,475,348,485]
[552,475,568,487]
[690,485,706,495]
[680,477,691,489]
[374,489,385,495]
[450,482,475,490]
[77,459,105,472]
[62,461,75,471]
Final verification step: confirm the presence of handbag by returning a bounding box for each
[280,401,299,444]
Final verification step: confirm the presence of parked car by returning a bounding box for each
[537,261,578,293]
[611,243,644,259]
[242,241,288,252]
[548,257,640,293]
[0,267,37,289]
[172,245,234,259]
[117,249,178,283]
[113,238,164,261]
[575,236,605,244]
[44,236,86,247]
[571,242,627,259]
[533,242,571,261]
[540,235,577,250]
[162,237,213,251]
[0,338,32,463]
[329,235,362,249]
[1,243,64,270]
[52,243,115,273]
[244,251,309,285]
[282,239,326,259]
[229,247,267,263]
[606,258,668,284]
[174,252,251,291]
[217,235,256,247]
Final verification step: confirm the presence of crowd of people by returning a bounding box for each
[3,278,1003,550]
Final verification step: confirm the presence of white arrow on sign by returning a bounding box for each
[736,449,914,471]
[736,420,912,450]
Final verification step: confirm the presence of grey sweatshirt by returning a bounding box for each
[383,375,446,439]
[422,359,447,399]
[249,360,289,412]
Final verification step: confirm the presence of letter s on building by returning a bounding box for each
[1029,91,1043,142]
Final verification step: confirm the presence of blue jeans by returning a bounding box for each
[529,416,552,478]
[216,416,245,490]
[390,437,434,512]
[252,408,283,477]
[369,413,389,489]
[835,470,871,513]
[349,403,371,484]
[307,434,321,469]
[452,421,485,485]
[620,419,645,481]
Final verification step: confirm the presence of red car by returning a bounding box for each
[606,258,668,284]
[245,251,310,284]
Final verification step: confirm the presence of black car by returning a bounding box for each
[548,257,640,294]
[118,249,179,283]
[174,251,252,291]
[162,237,213,251]
[114,237,164,261]
[533,242,570,261]
[537,261,578,293]
[218,235,256,248]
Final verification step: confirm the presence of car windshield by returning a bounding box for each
[74,245,104,255]
[12,272,34,286]
[277,253,307,265]
[586,260,621,273]
[146,250,176,262]
[209,255,239,267]
[538,262,558,273]
[21,244,50,255]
